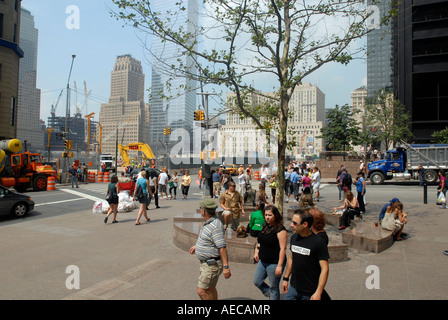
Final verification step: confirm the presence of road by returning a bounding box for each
[0,175,446,302]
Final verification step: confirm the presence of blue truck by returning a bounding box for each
[367,142,448,185]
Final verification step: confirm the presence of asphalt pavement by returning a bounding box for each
[0,176,447,307]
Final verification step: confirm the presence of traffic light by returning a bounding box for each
[68,140,72,150]
[163,128,167,135]
[167,127,171,135]
[64,140,69,149]
[199,110,205,121]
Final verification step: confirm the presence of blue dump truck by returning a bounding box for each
[367,142,448,185]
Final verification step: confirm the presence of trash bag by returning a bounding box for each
[92,201,102,214]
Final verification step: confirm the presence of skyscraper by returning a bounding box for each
[0,0,23,140]
[149,0,199,154]
[99,55,150,155]
[366,0,394,97]
[394,0,448,142]
[16,7,42,151]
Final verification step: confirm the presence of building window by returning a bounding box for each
[11,96,16,126]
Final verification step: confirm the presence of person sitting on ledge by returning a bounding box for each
[298,187,315,210]
[381,201,408,241]
[332,190,360,230]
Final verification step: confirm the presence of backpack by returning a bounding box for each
[344,173,352,187]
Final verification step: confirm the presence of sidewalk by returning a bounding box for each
[1,181,447,301]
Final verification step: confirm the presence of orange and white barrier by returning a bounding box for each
[97,171,103,183]
[103,171,110,183]
[47,176,56,191]
[254,171,260,181]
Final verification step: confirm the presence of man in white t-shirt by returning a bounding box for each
[158,169,169,200]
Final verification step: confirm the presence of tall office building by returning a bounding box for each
[16,7,42,152]
[366,0,394,97]
[394,0,448,142]
[149,0,199,155]
[220,83,325,159]
[99,55,150,155]
[0,0,23,140]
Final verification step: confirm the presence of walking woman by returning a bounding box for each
[253,205,287,300]
[168,171,179,200]
[133,170,153,225]
[181,170,191,199]
[104,175,120,224]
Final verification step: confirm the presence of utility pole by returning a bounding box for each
[64,54,76,174]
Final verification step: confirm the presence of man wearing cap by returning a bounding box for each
[189,199,231,300]
[378,198,400,222]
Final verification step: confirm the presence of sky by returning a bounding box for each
[21,0,368,125]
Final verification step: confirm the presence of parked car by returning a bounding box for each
[0,185,35,217]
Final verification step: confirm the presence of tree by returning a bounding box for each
[319,104,361,152]
[432,127,448,144]
[111,0,396,213]
[363,89,413,150]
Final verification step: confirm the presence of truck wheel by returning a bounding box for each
[370,172,385,185]
[33,175,47,191]
[424,170,438,184]
[11,202,28,217]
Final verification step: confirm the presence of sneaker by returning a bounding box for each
[338,226,347,230]
[441,205,446,209]
[286,198,289,203]
[444,250,448,256]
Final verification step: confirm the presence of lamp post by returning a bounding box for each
[65,54,76,172]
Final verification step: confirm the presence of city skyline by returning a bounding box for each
[21,0,367,130]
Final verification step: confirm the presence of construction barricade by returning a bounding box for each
[47,176,56,191]
[97,171,103,183]
[104,171,110,183]
[254,171,260,180]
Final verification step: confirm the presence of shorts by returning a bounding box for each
[292,183,300,195]
[312,183,320,192]
[198,259,223,289]
[138,194,148,204]
[222,210,240,231]
[159,184,167,193]
[107,196,119,205]
[213,182,221,192]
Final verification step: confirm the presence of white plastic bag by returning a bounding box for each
[437,192,446,205]
[101,200,110,214]
[92,201,102,214]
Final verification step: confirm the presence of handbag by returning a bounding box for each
[381,212,396,231]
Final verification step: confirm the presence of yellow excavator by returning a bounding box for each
[118,142,156,167]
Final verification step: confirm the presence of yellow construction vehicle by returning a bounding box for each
[118,142,156,167]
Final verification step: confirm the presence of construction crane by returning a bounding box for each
[82,80,92,115]
[50,89,64,117]
[84,112,95,157]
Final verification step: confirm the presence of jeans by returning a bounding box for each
[253,260,285,300]
[284,284,311,300]
[71,176,78,188]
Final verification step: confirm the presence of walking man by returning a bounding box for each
[355,171,366,213]
[189,199,231,300]
[282,211,330,300]
[219,181,245,231]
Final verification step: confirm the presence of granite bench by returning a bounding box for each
[173,212,348,263]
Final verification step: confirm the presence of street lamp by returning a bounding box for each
[65,54,76,171]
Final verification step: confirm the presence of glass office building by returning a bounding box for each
[149,0,199,154]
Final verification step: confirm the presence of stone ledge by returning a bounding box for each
[341,221,394,253]
[173,212,348,263]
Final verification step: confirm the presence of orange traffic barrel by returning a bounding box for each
[97,171,103,183]
[47,176,56,191]
[103,171,110,183]
[88,171,95,183]
[254,171,260,180]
